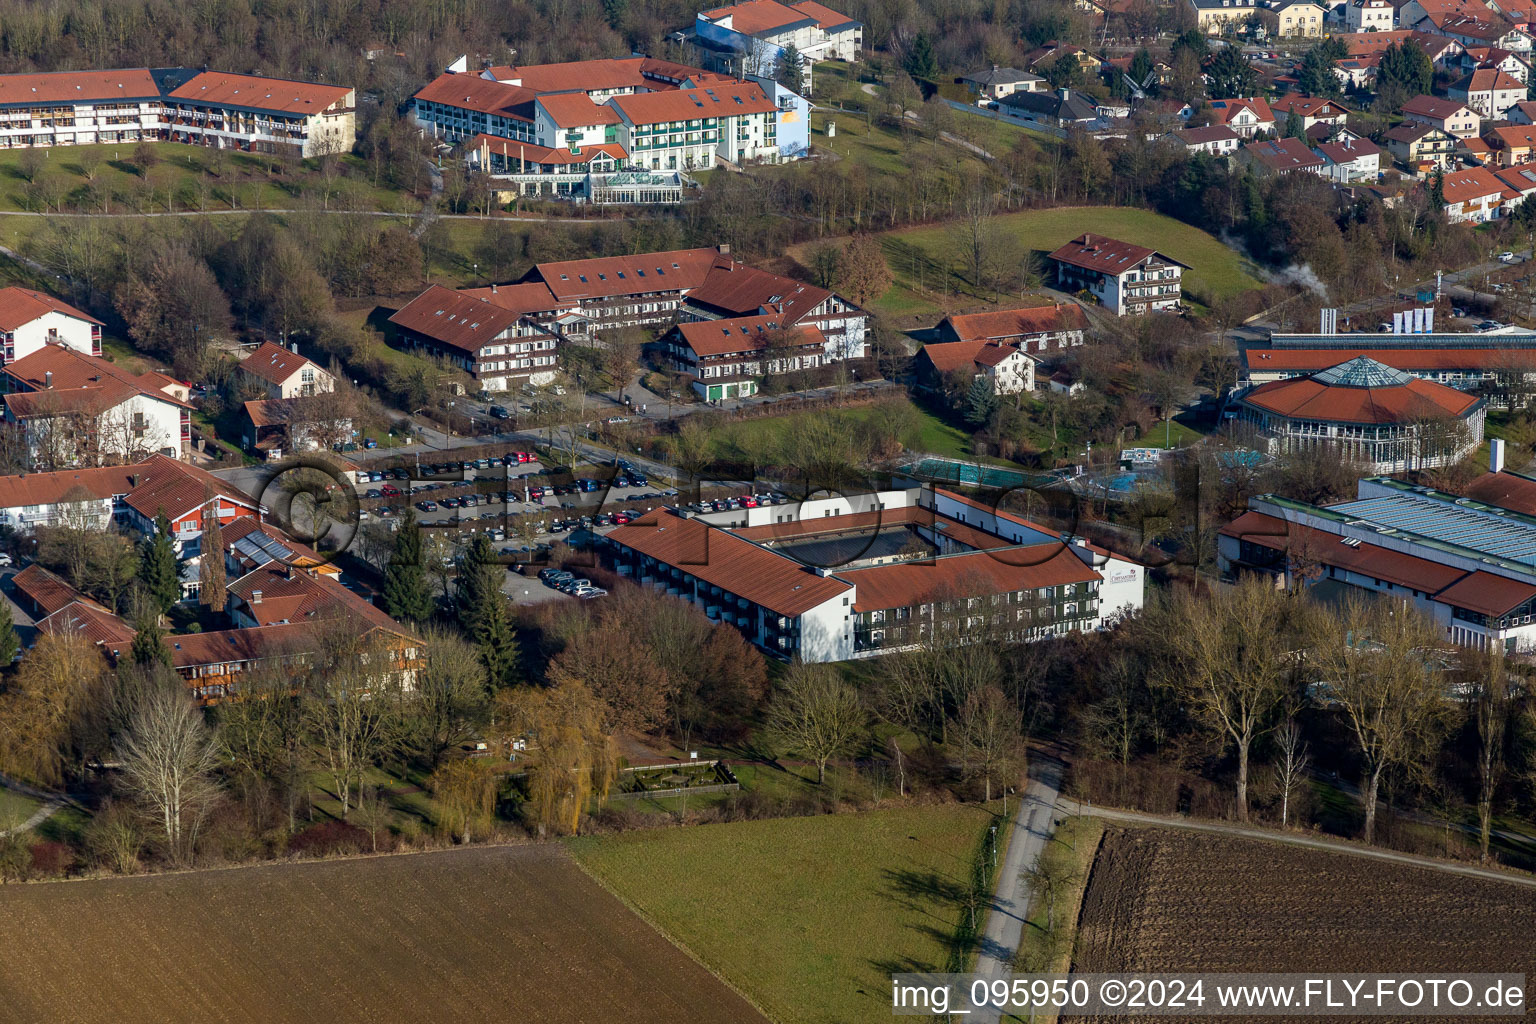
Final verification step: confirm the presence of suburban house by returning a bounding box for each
[1187,0,1260,33]
[997,87,1100,129]
[1455,44,1532,81]
[1340,29,1463,68]
[661,318,831,401]
[1315,136,1382,181]
[1261,0,1330,35]
[1240,137,1327,176]
[1048,234,1186,316]
[915,339,1036,395]
[601,487,1142,662]
[0,288,102,366]
[0,68,354,155]
[958,66,1045,103]
[1494,161,1536,202]
[1022,43,1107,78]
[1384,121,1457,171]
[933,304,1089,354]
[1346,0,1396,29]
[236,341,335,400]
[1161,124,1242,154]
[1401,94,1481,137]
[1332,55,1381,89]
[1270,95,1351,133]
[1449,68,1527,117]
[241,397,354,460]
[1507,98,1536,121]
[1439,165,1516,221]
[1207,97,1276,138]
[1,344,191,467]
[387,282,577,394]
[693,0,862,80]
[1432,14,1531,54]
[1484,123,1536,165]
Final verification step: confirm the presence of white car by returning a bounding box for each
[1499,251,1517,262]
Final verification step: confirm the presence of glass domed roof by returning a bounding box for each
[1310,356,1413,388]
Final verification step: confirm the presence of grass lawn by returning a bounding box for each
[0,787,41,828]
[1012,816,1102,981]
[885,206,1263,311]
[570,801,1006,1024]
[708,395,981,463]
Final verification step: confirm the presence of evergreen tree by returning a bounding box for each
[903,33,937,81]
[777,43,805,92]
[1377,40,1433,98]
[1284,108,1307,140]
[199,497,226,613]
[1296,47,1339,97]
[1206,47,1257,99]
[1129,47,1154,91]
[138,512,180,617]
[1428,169,1446,209]
[130,616,172,667]
[965,375,998,427]
[455,535,519,687]
[0,599,19,668]
[383,510,433,623]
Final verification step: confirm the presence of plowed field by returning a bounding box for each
[1071,827,1536,1023]
[0,845,770,1024]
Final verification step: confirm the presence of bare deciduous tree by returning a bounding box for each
[116,682,223,865]
[953,685,1024,802]
[764,661,866,785]
[1271,715,1310,829]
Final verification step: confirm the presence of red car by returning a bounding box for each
[381,484,401,497]
[613,511,633,524]
[514,451,532,463]
[741,496,759,508]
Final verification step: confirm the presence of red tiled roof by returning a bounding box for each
[1433,571,1536,615]
[1451,68,1525,92]
[1208,96,1275,125]
[1048,233,1162,273]
[0,465,127,510]
[1316,137,1381,163]
[229,561,405,633]
[387,284,528,357]
[2,343,192,413]
[731,506,931,542]
[673,316,823,357]
[1486,125,1536,151]
[1440,165,1517,203]
[499,58,649,93]
[119,453,258,524]
[0,287,101,332]
[1402,94,1475,119]
[243,396,330,429]
[167,71,350,115]
[0,68,160,106]
[536,91,621,129]
[606,508,852,616]
[1270,95,1349,118]
[535,247,721,301]
[165,622,315,670]
[1243,136,1325,171]
[457,281,569,315]
[466,133,627,166]
[36,600,135,646]
[1460,470,1536,512]
[920,339,1012,374]
[238,341,320,387]
[700,0,819,34]
[608,81,777,125]
[1239,371,1480,423]
[411,73,536,120]
[941,303,1089,343]
[11,563,95,617]
[1171,124,1241,145]
[792,0,858,29]
[682,262,832,324]
[1219,510,1470,591]
[838,545,1098,613]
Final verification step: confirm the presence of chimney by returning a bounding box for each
[286,564,297,580]
[718,243,731,255]
[290,341,298,353]
[128,473,139,487]
[251,589,263,604]
[1059,87,1070,101]
[43,370,52,388]
[1491,437,1506,474]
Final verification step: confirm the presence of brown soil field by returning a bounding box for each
[1070,827,1536,1023]
[0,845,771,1024]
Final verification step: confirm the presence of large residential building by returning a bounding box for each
[0,288,101,366]
[0,68,354,155]
[1260,0,1330,36]
[1,343,192,466]
[1229,356,1486,472]
[392,247,866,396]
[1401,95,1481,137]
[1187,0,1260,33]
[388,282,579,394]
[1384,121,1458,171]
[1219,471,1536,653]
[1048,234,1186,316]
[693,0,862,83]
[236,341,335,400]
[602,487,1143,662]
[1439,165,1516,221]
[1346,0,1396,30]
[933,304,1089,355]
[410,56,805,184]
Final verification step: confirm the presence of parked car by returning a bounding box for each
[490,405,510,419]
[363,437,377,449]
[381,485,401,498]
[1499,251,1517,262]
[416,501,438,512]
[440,497,460,509]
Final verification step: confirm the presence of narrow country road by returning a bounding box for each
[0,771,66,838]
[970,755,1065,1024]
[1061,799,1536,890]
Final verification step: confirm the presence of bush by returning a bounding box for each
[287,820,369,858]
[27,840,75,877]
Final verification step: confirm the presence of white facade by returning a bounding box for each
[981,348,1035,395]
[1346,0,1394,31]
[3,309,100,365]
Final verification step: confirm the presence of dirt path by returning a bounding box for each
[1064,799,1536,889]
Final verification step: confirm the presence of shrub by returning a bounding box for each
[287,820,369,858]
[27,840,75,877]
